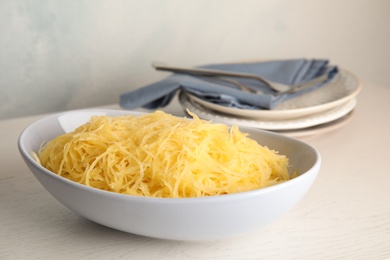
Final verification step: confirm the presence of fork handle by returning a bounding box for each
[152,62,273,87]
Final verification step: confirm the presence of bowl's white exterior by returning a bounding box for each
[18,109,320,240]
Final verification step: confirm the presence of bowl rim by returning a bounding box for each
[18,108,321,203]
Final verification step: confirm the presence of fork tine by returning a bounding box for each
[297,75,327,88]
[281,75,328,95]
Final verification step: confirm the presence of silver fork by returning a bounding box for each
[153,62,328,95]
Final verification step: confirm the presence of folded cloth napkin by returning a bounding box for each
[120,59,338,110]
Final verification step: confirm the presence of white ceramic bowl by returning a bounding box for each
[18,109,321,241]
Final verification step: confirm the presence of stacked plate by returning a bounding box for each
[178,69,361,137]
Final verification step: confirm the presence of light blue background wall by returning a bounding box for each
[1,0,389,119]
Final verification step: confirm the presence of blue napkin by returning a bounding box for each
[120,59,338,110]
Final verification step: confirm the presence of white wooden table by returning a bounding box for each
[1,79,390,259]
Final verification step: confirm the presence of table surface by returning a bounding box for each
[1,79,390,259]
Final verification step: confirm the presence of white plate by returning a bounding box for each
[179,92,357,131]
[275,111,354,138]
[183,68,361,120]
